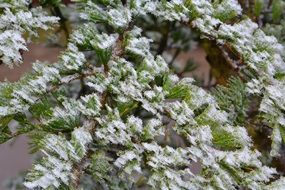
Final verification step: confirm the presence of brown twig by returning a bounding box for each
[69,24,131,189]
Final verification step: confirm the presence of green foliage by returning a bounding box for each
[254,0,264,17]
[213,77,249,124]
[29,98,53,118]
[89,151,113,181]
[212,127,243,150]
[28,130,48,153]
[1,0,285,189]
[272,0,283,23]
[212,0,242,22]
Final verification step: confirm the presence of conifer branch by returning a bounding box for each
[1,1,285,189]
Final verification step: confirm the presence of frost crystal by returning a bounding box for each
[24,126,92,189]
[0,0,285,189]
[0,4,58,66]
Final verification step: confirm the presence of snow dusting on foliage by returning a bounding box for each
[0,0,285,189]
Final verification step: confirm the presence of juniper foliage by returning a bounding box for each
[1,0,285,189]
